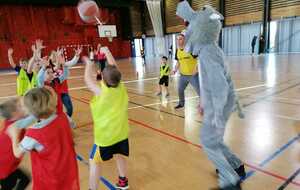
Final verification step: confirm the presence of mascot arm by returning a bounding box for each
[204,56,229,129]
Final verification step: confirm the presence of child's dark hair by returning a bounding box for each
[0,98,19,119]
[162,56,168,61]
[102,65,121,88]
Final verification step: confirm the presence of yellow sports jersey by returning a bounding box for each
[160,64,170,78]
[176,49,198,75]
[90,81,129,147]
[17,69,37,96]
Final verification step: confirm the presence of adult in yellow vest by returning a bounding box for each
[8,48,37,96]
[173,34,200,109]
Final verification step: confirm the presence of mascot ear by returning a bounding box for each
[209,13,224,20]
[176,0,196,22]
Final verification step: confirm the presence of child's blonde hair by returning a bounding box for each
[24,87,57,118]
[0,98,19,119]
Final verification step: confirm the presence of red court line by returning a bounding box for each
[71,95,300,187]
[128,119,300,187]
[244,164,300,186]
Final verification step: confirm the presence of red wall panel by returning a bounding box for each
[0,5,131,69]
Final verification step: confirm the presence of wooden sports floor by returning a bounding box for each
[1,53,300,190]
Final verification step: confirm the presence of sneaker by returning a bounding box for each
[174,104,184,109]
[115,176,129,190]
[216,165,246,179]
[165,93,170,97]
[156,92,162,96]
[210,182,241,190]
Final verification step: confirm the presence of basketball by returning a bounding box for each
[77,0,100,24]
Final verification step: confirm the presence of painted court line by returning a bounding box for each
[128,118,300,187]
[81,92,300,122]
[235,84,267,91]
[244,134,300,183]
[73,96,300,186]
[76,154,116,190]
[243,109,300,121]
[277,168,300,190]
[0,79,287,100]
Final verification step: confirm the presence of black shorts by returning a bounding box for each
[96,60,106,71]
[159,76,169,86]
[90,139,129,162]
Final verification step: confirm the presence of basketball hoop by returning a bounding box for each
[97,25,116,42]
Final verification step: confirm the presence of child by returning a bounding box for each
[7,87,80,190]
[156,56,170,97]
[37,53,70,114]
[52,46,82,117]
[83,47,129,190]
[94,43,107,80]
[89,46,94,61]
[0,98,30,190]
[8,49,34,96]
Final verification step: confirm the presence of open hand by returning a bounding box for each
[74,46,82,56]
[35,39,45,50]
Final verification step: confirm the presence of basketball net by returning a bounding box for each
[107,36,113,43]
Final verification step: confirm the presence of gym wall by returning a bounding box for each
[0,5,131,69]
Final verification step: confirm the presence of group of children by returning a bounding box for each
[0,41,130,190]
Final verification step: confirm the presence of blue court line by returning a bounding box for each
[244,134,300,180]
[76,154,116,190]
[100,177,117,190]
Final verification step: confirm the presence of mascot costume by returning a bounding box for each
[176,1,245,189]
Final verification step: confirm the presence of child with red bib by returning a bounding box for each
[0,98,31,190]
[7,87,80,190]
[52,47,82,117]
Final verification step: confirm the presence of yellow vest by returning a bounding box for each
[16,69,37,96]
[160,64,170,78]
[176,49,198,75]
[90,82,129,147]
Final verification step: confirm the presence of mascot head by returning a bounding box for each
[176,1,224,54]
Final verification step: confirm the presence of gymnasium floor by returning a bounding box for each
[1,53,300,189]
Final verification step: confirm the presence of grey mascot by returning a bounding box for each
[177,1,245,190]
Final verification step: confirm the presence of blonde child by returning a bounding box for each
[7,87,80,190]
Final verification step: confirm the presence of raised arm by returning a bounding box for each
[64,46,82,67]
[37,57,49,87]
[83,56,101,96]
[37,67,46,87]
[27,39,45,74]
[27,45,39,74]
[8,48,16,69]
[100,47,117,66]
